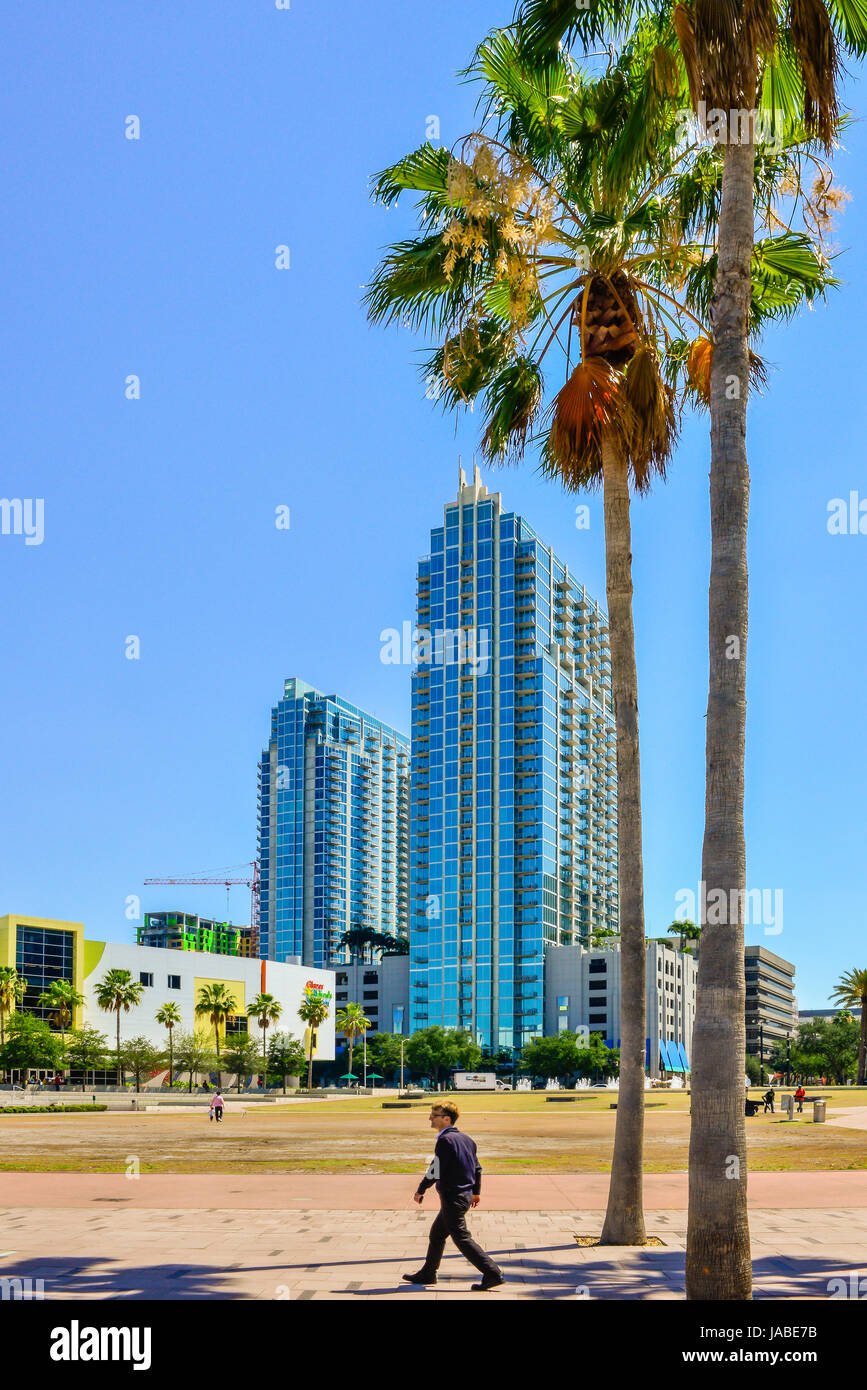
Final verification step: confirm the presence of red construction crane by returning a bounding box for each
[144,862,260,955]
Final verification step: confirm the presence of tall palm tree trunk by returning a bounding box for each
[858,1001,867,1085]
[599,435,647,1246]
[686,134,754,1302]
[307,1034,314,1092]
[116,1009,122,1086]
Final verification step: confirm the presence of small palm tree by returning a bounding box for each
[95,969,145,1084]
[335,1003,371,1086]
[667,919,701,953]
[0,966,27,1048]
[155,1002,183,1084]
[831,969,867,1084]
[37,979,84,1046]
[194,983,237,1086]
[298,994,332,1092]
[247,993,283,1082]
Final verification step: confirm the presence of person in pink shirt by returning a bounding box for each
[209,1090,224,1123]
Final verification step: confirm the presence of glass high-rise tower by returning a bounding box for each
[409,468,618,1052]
[258,679,410,968]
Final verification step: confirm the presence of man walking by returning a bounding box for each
[403,1101,504,1292]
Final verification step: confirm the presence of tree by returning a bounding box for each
[363,1032,404,1082]
[667,919,702,953]
[64,1027,109,1087]
[267,1032,307,1094]
[118,1036,164,1093]
[521,1033,582,1084]
[155,1002,183,1084]
[173,1030,217,1093]
[0,966,27,1078]
[37,979,84,1056]
[95,969,145,1084]
[247,993,283,1080]
[335,1002,372,1084]
[298,993,332,1091]
[404,1027,482,1085]
[0,1013,64,1075]
[222,1036,261,1092]
[194,983,238,1087]
[830,970,867,1084]
[509,0,862,1296]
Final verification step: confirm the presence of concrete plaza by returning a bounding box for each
[2,1173,866,1301]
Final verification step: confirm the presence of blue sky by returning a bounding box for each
[0,1,864,1007]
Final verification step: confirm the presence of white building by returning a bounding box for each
[543,940,698,1078]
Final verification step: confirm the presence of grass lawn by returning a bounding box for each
[0,1088,864,1174]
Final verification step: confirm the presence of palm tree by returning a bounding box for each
[247,993,283,1082]
[298,994,332,1093]
[365,26,736,1248]
[155,1002,183,1084]
[194,983,237,1087]
[335,1002,372,1086]
[515,0,867,1302]
[831,969,867,1084]
[95,969,145,1084]
[0,966,26,1048]
[36,979,84,1048]
[667,918,701,952]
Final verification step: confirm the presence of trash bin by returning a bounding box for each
[813,1100,826,1124]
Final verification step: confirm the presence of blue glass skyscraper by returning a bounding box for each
[258,679,410,968]
[409,468,618,1052]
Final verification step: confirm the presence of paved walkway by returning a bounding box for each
[1,1175,866,1300]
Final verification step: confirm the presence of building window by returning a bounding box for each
[336,991,348,1002]
[168,975,181,990]
[139,972,154,988]
[363,972,378,985]
[337,973,348,986]
[363,990,378,1001]
[225,1015,248,1035]
[589,1013,606,1024]
[588,960,607,974]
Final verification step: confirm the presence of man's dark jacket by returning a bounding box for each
[417,1125,482,1199]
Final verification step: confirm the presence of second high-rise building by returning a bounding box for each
[410,468,619,1052]
[258,678,410,969]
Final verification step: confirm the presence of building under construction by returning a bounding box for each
[137,911,255,958]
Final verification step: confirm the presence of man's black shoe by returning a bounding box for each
[471,1274,505,1291]
[402,1271,437,1285]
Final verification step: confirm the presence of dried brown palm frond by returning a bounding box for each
[544,358,629,489]
[687,335,769,403]
[622,346,678,491]
[674,3,702,110]
[687,335,714,399]
[787,0,839,149]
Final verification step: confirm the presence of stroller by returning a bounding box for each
[745,1097,761,1116]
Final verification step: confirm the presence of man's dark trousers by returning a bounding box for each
[421,1192,501,1280]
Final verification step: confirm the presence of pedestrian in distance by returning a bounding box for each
[403,1101,504,1292]
[210,1090,225,1124]
[762,1088,775,1114]
[795,1084,806,1113]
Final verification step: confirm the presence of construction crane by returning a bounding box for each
[144,862,260,954]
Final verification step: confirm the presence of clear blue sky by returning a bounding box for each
[1,1,864,1008]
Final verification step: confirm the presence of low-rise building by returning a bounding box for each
[745,946,797,1063]
[543,940,698,1078]
[333,953,410,1043]
[0,914,334,1068]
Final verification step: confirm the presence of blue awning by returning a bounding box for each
[676,1041,690,1071]
[659,1039,674,1070]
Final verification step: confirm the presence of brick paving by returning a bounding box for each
[1,1174,866,1300]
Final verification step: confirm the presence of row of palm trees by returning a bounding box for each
[0,964,332,1092]
[364,0,867,1298]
